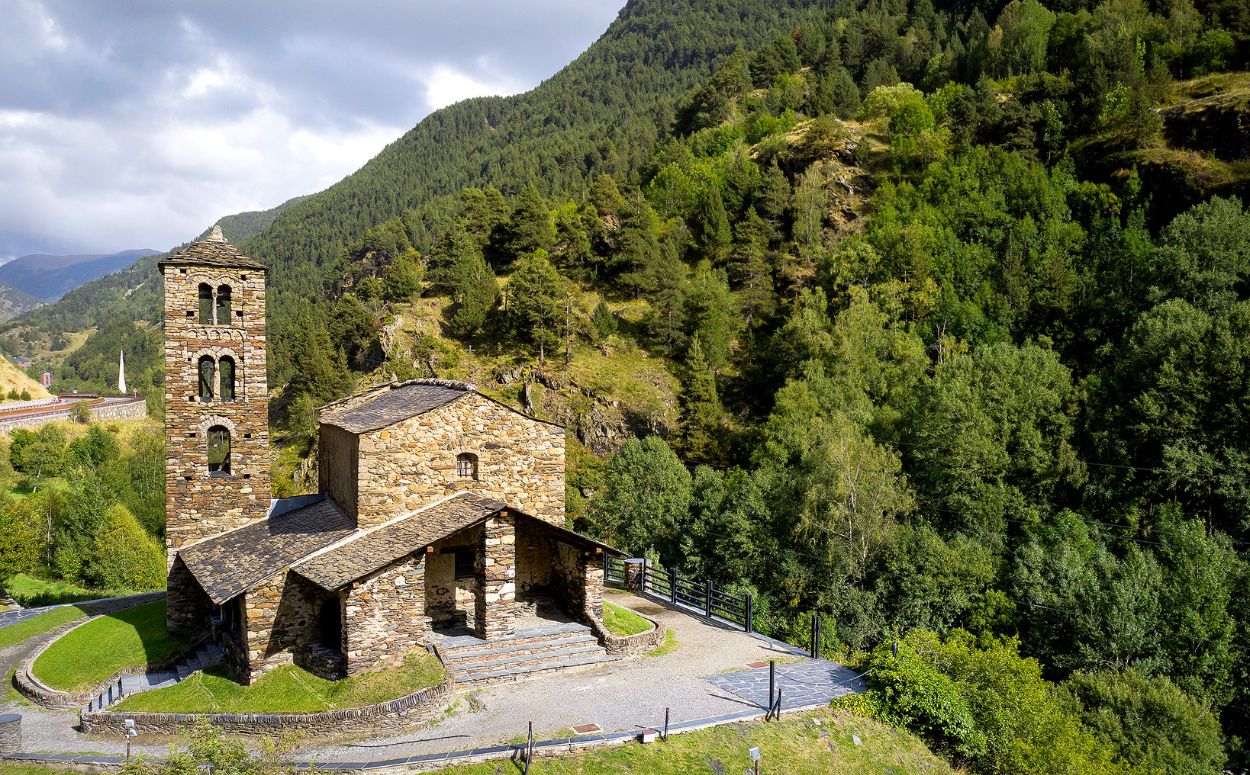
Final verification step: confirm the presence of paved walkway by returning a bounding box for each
[2,589,862,767]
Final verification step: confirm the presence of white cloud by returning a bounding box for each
[0,0,625,259]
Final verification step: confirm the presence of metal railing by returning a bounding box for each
[605,556,753,634]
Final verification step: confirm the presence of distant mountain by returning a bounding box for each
[0,282,45,324]
[0,249,159,300]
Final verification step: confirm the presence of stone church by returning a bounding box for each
[161,227,619,683]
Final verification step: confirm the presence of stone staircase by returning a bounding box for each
[435,621,617,688]
[85,641,224,712]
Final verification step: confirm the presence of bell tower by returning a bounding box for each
[160,225,272,563]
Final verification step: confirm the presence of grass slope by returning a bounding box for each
[0,354,49,399]
[603,602,653,636]
[32,601,186,692]
[4,574,105,607]
[116,651,444,714]
[438,708,955,775]
[0,606,85,650]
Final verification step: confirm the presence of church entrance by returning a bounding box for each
[318,596,343,651]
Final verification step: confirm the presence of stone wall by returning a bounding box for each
[426,529,479,627]
[90,398,148,422]
[80,661,455,738]
[344,555,427,675]
[354,393,565,528]
[515,526,556,597]
[475,514,516,639]
[165,557,211,637]
[318,424,359,525]
[162,261,271,560]
[241,572,319,683]
[553,544,603,625]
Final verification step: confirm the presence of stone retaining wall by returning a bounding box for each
[90,399,148,423]
[14,592,166,709]
[589,610,665,656]
[80,649,456,738]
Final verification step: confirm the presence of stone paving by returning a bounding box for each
[706,658,864,710]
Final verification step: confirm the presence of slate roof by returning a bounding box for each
[293,493,504,590]
[178,497,354,604]
[294,492,623,591]
[158,225,268,271]
[318,379,473,434]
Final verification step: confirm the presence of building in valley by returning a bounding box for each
[162,227,619,683]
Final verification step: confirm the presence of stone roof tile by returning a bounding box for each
[318,379,473,434]
[159,225,267,271]
[293,492,504,590]
[178,497,354,604]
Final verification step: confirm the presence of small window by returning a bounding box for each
[219,356,236,401]
[456,452,478,481]
[216,285,232,324]
[197,356,215,402]
[198,284,213,324]
[207,425,231,475]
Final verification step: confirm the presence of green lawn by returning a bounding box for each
[437,708,955,775]
[4,573,106,607]
[116,650,445,714]
[646,627,678,657]
[602,601,653,636]
[32,600,187,692]
[0,606,86,650]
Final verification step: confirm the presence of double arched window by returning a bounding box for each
[197,354,238,402]
[196,283,235,325]
[207,426,231,475]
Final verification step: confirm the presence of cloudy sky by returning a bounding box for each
[0,0,624,260]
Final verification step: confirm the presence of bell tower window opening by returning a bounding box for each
[198,284,213,324]
[198,356,216,402]
[215,285,232,324]
[219,356,236,401]
[207,426,231,475]
[456,452,478,481]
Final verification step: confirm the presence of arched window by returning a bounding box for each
[198,356,216,402]
[216,284,232,324]
[456,452,478,481]
[207,426,231,475]
[198,283,213,324]
[219,356,236,401]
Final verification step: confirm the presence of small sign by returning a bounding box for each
[749,747,761,762]
[572,722,602,735]
[124,719,135,729]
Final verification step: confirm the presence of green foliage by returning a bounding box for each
[590,299,618,341]
[506,251,566,362]
[33,600,186,692]
[588,436,691,567]
[85,504,165,591]
[869,630,1124,774]
[602,601,653,636]
[1062,669,1226,775]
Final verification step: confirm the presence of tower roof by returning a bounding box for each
[158,224,267,272]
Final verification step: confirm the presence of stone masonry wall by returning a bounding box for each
[354,393,565,528]
[90,398,148,422]
[426,529,479,627]
[345,554,427,675]
[515,527,556,597]
[318,424,359,524]
[553,543,603,624]
[165,556,211,637]
[475,514,516,640]
[163,262,271,559]
[241,571,318,683]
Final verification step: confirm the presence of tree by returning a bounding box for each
[693,185,732,263]
[680,337,727,466]
[86,504,165,591]
[506,251,565,363]
[503,184,556,261]
[587,437,691,567]
[684,262,738,373]
[990,0,1055,76]
[10,425,68,490]
[0,495,45,581]
[589,300,617,342]
[69,425,120,469]
[382,251,423,301]
[444,242,498,339]
[683,466,763,583]
[1062,669,1226,775]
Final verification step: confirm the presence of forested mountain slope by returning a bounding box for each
[0,249,158,301]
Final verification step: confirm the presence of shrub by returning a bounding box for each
[85,504,165,591]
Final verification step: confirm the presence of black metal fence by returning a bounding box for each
[604,556,753,633]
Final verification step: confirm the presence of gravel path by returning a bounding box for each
[299,590,833,764]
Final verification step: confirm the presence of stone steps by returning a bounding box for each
[436,622,616,689]
[84,640,225,712]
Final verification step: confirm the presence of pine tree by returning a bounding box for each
[506,251,565,363]
[505,184,557,261]
[447,247,498,339]
[681,337,727,466]
[732,206,777,326]
[613,192,663,297]
[590,299,618,342]
[695,185,733,264]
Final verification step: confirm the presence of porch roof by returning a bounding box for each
[292,491,623,591]
[178,496,354,605]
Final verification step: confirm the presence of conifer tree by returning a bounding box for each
[505,184,557,260]
[682,336,728,466]
[732,206,777,326]
[447,245,498,339]
[507,251,565,363]
[590,299,617,342]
